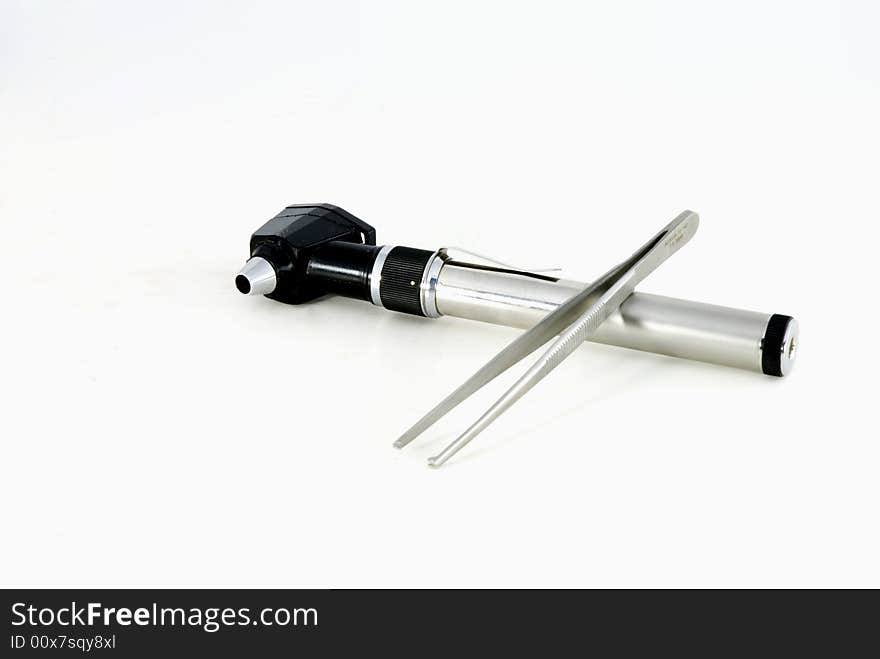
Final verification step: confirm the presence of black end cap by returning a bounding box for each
[761,314,794,377]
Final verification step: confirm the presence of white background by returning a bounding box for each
[2,1,878,587]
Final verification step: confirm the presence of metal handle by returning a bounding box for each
[430,261,797,377]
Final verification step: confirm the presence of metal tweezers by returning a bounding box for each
[393,210,699,467]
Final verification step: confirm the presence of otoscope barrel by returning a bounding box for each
[431,261,798,377]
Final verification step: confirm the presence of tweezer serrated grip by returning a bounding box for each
[544,284,627,370]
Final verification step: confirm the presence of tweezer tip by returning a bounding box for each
[427,456,442,468]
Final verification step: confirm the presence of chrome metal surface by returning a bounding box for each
[778,316,799,376]
[397,210,698,467]
[236,257,277,296]
[369,245,394,306]
[434,262,776,373]
[419,251,445,318]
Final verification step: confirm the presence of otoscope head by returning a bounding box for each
[236,204,377,304]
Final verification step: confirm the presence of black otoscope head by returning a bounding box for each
[237,204,380,304]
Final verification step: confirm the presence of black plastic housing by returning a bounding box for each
[249,204,379,304]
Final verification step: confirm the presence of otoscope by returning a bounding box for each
[236,204,798,379]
